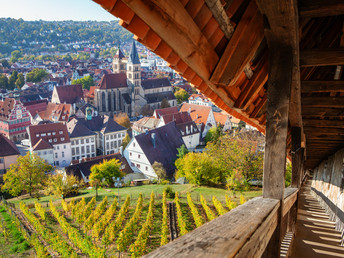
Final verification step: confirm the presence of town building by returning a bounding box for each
[27,122,72,167]
[32,102,72,124]
[132,116,160,136]
[67,115,127,156]
[0,98,31,142]
[0,134,20,175]
[180,103,216,138]
[51,84,84,107]
[188,93,221,112]
[124,122,184,179]
[213,112,232,131]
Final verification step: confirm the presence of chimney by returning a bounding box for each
[188,107,191,114]
[151,133,156,148]
[119,146,123,155]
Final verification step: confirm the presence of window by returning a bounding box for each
[111,134,114,139]
[91,138,94,142]
[43,151,47,155]
[64,145,66,149]
[52,132,56,135]
[130,152,132,156]
[86,146,90,153]
[57,146,59,150]
[75,140,79,144]
[55,153,58,158]
[146,166,148,171]
[131,162,135,167]
[76,147,80,155]
[71,140,74,145]
[48,139,52,143]
[81,139,84,144]
[86,138,89,143]
[62,152,64,158]
[55,161,59,166]
[61,137,65,141]
[106,135,109,140]
[41,133,46,137]
[91,145,95,152]
[48,132,51,136]
[138,154,141,159]
[72,148,75,155]
[114,134,117,139]
[136,164,140,168]
[106,142,109,149]
[54,138,57,142]
[59,131,63,134]
[114,141,117,148]
[133,143,135,147]
[36,134,39,138]
[81,146,85,153]
[49,150,53,154]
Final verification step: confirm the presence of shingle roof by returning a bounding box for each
[128,41,140,65]
[160,112,192,125]
[135,122,184,176]
[67,119,97,138]
[32,138,53,151]
[180,103,211,126]
[214,112,230,126]
[0,134,20,156]
[28,123,70,147]
[114,47,125,59]
[145,91,176,104]
[55,84,83,104]
[72,115,127,134]
[141,78,171,90]
[154,106,179,118]
[98,73,128,89]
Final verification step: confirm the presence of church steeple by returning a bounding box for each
[112,46,126,73]
[128,41,140,65]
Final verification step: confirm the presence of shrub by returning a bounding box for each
[164,186,175,198]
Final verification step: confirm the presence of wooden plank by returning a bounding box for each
[144,197,279,258]
[205,0,234,39]
[283,188,298,217]
[291,127,302,188]
[301,80,344,93]
[302,107,344,117]
[302,96,344,108]
[210,0,264,86]
[299,0,344,18]
[300,48,344,67]
[303,119,344,128]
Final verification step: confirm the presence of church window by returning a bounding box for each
[129,74,132,79]
[129,66,131,71]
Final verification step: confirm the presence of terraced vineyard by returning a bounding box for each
[3,191,245,257]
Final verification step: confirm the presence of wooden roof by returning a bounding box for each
[93,0,344,169]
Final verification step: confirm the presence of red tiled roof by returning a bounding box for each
[160,112,192,125]
[180,103,211,126]
[0,133,20,156]
[0,98,15,120]
[88,86,97,98]
[214,112,230,126]
[153,106,179,118]
[28,123,70,147]
[98,73,128,89]
[55,84,83,104]
[39,102,71,122]
[32,138,53,151]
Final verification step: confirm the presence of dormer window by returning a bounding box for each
[59,131,63,134]
[61,137,65,141]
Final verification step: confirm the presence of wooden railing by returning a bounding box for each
[145,188,299,257]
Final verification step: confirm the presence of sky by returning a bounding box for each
[0,0,117,21]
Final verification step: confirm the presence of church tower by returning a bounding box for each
[112,47,126,74]
[127,41,141,92]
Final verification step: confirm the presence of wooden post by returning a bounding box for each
[291,127,302,188]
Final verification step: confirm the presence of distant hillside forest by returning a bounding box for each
[0,18,133,56]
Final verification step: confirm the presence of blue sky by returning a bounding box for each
[0,0,117,21]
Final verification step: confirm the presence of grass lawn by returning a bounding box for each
[7,184,262,208]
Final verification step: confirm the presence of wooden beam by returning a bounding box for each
[303,119,344,128]
[302,97,344,108]
[210,1,264,86]
[291,127,303,188]
[300,48,344,67]
[302,107,344,117]
[299,0,344,18]
[301,80,344,93]
[204,0,234,40]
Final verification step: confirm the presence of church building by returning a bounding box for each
[94,41,176,117]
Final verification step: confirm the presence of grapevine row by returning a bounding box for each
[200,194,217,221]
[174,192,188,236]
[49,200,105,257]
[187,192,204,227]
[19,202,77,257]
[92,198,118,239]
[84,196,108,232]
[129,192,155,257]
[76,197,96,224]
[102,195,130,244]
[160,190,169,246]
[225,195,238,210]
[71,197,85,218]
[116,194,143,252]
[212,196,227,215]
[34,200,46,221]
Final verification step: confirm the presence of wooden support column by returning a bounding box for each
[291,127,304,188]
[257,0,298,256]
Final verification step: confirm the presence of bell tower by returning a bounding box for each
[112,47,126,74]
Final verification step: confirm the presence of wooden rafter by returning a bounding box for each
[301,48,344,67]
[210,0,264,87]
[301,81,344,93]
[302,96,344,108]
[299,0,344,18]
[204,0,234,39]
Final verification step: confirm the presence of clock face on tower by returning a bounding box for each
[16,109,22,119]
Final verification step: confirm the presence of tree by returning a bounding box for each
[121,133,131,149]
[0,74,8,89]
[2,153,52,197]
[26,68,49,83]
[0,59,10,68]
[45,174,84,197]
[177,144,189,158]
[72,75,94,90]
[90,159,123,196]
[152,161,167,182]
[10,50,22,63]
[140,104,153,116]
[204,125,223,144]
[15,73,25,88]
[160,98,171,108]
[174,88,189,104]
[8,71,18,90]
[114,112,130,128]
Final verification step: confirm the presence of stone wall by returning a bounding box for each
[311,147,344,239]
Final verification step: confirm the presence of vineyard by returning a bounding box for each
[1,190,247,257]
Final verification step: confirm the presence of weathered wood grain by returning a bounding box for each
[301,80,344,93]
[299,0,344,18]
[301,48,344,67]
